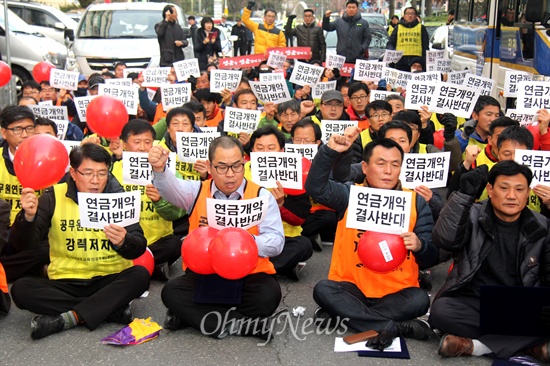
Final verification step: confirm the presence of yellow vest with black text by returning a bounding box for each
[360,129,374,149]
[111,160,174,245]
[396,23,423,57]
[329,187,418,298]
[244,162,302,237]
[47,184,133,280]
[188,179,276,274]
[159,139,201,181]
[0,150,23,225]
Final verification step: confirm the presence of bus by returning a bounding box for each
[450,0,550,96]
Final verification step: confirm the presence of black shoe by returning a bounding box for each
[106,304,133,325]
[314,307,340,330]
[163,309,187,331]
[397,319,434,340]
[151,262,170,282]
[287,262,306,281]
[309,234,323,252]
[31,315,65,340]
[419,270,433,291]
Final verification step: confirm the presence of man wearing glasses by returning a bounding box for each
[351,100,393,163]
[284,9,326,62]
[346,82,371,130]
[10,143,150,339]
[305,90,350,126]
[149,136,284,340]
[386,7,430,72]
[242,1,286,54]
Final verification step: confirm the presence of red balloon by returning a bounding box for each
[433,129,444,150]
[133,247,155,276]
[0,61,12,87]
[527,124,541,151]
[283,157,311,196]
[181,226,219,274]
[32,61,55,83]
[209,227,258,280]
[357,231,407,273]
[86,95,129,139]
[14,135,69,190]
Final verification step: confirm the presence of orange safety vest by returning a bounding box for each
[187,179,276,274]
[153,103,167,125]
[329,188,418,298]
[205,105,225,128]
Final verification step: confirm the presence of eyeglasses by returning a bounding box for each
[369,112,391,120]
[213,163,244,174]
[22,90,39,96]
[350,95,368,102]
[76,169,109,179]
[322,102,343,109]
[5,125,35,135]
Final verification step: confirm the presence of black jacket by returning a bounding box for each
[286,21,326,62]
[155,20,188,66]
[322,13,371,63]
[194,27,223,70]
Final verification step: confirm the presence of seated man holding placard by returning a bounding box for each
[150,136,285,340]
[111,119,185,280]
[351,100,393,163]
[246,126,313,280]
[455,95,501,153]
[10,143,150,339]
[306,134,439,344]
[430,160,550,362]
[195,89,224,128]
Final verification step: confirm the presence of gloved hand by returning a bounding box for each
[366,329,397,351]
[285,15,296,29]
[332,68,340,79]
[459,165,489,197]
[247,1,256,9]
[461,118,477,139]
[441,113,457,141]
[288,14,297,20]
[541,305,550,327]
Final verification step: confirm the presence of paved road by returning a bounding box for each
[0,245,502,366]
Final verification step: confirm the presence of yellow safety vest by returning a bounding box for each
[396,23,423,56]
[360,129,374,149]
[47,184,133,280]
[111,161,174,245]
[0,149,23,225]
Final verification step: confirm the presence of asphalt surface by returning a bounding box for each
[0,243,513,366]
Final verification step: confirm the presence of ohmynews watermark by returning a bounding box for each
[200,307,349,346]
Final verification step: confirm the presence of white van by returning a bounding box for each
[67,2,193,76]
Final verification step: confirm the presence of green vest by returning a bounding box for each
[48,184,132,280]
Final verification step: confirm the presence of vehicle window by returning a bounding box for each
[472,0,489,23]
[9,6,23,18]
[457,0,470,22]
[30,9,58,28]
[362,14,386,26]
[370,28,388,48]
[78,10,160,38]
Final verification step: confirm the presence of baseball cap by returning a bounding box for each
[321,90,344,103]
[78,74,87,83]
[88,75,105,89]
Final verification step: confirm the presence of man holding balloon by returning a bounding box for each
[305,133,439,349]
[149,136,285,340]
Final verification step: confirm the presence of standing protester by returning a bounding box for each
[194,17,222,71]
[231,18,248,57]
[285,9,326,62]
[187,15,199,57]
[386,7,429,71]
[155,5,188,66]
[242,1,286,54]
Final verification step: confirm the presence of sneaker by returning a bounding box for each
[309,234,323,252]
[288,262,306,281]
[31,315,65,340]
[438,334,474,357]
[163,309,187,331]
[397,319,434,340]
[524,341,550,362]
[106,304,133,324]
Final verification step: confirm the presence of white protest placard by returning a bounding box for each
[463,74,495,96]
[503,71,532,97]
[383,50,404,64]
[173,59,201,81]
[175,132,220,163]
[161,84,192,111]
[54,120,69,140]
[78,191,141,229]
[49,69,79,91]
[516,81,550,113]
[346,186,412,234]
[266,52,287,69]
[321,120,359,143]
[405,81,437,110]
[447,70,469,85]
[515,149,550,187]
[146,88,156,101]
[206,195,269,230]
[122,151,176,185]
[38,100,53,106]
[200,126,218,133]
[74,95,96,122]
[428,82,479,118]
[250,152,302,189]
[210,69,243,93]
[105,78,133,87]
[30,105,68,121]
[284,143,318,161]
[505,109,538,126]
[354,60,384,81]
[61,140,80,171]
[412,71,441,82]
[426,50,445,65]
[382,67,412,89]
[223,107,261,133]
[311,81,337,99]
[259,73,285,82]
[370,90,399,102]
[289,61,324,86]
[249,80,292,104]
[141,67,171,87]
[98,84,138,115]
[428,58,452,73]
[326,54,346,69]
[123,68,144,78]
[399,152,450,189]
